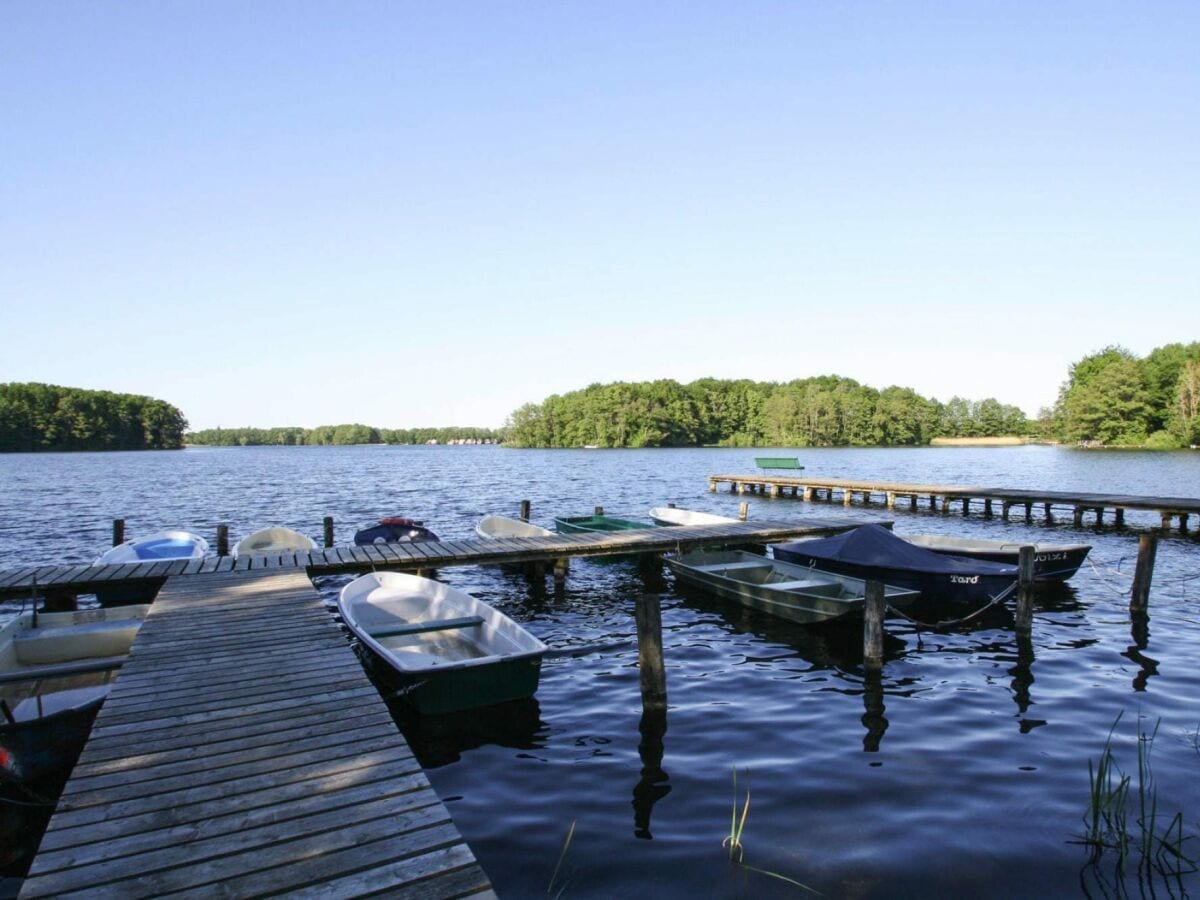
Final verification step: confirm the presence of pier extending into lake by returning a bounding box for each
[10,518,872,896]
[0,518,872,603]
[709,474,1200,534]
[18,570,494,899]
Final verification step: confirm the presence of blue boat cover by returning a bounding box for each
[776,525,1017,577]
[133,538,203,560]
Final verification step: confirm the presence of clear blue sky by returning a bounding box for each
[3,2,1197,429]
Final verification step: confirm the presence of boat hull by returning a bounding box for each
[378,653,544,716]
[903,537,1091,581]
[772,548,1014,602]
[554,515,655,534]
[666,550,919,625]
[1,697,103,785]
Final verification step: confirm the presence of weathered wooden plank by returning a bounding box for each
[39,757,425,853]
[22,793,454,897]
[33,778,439,875]
[73,704,394,777]
[274,845,488,899]
[64,718,406,796]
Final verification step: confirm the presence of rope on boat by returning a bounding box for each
[886,581,1018,630]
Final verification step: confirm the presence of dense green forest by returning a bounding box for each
[504,376,1027,448]
[185,425,500,446]
[1049,343,1200,448]
[505,342,1200,449]
[0,383,188,452]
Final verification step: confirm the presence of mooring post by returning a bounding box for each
[1114,508,1126,528]
[634,593,667,711]
[112,518,125,546]
[863,579,885,671]
[1016,546,1035,633]
[518,499,531,522]
[708,478,717,493]
[323,517,334,549]
[594,505,604,516]
[983,499,993,518]
[1130,533,1158,614]
[961,497,970,516]
[216,524,230,557]
[738,502,748,521]
[1024,502,1033,523]
[553,557,569,588]
[1043,503,1054,524]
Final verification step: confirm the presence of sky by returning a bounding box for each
[2,2,1197,430]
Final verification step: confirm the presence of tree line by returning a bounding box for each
[1048,342,1200,448]
[185,425,501,446]
[504,376,1028,448]
[0,383,188,452]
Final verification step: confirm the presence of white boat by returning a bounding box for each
[665,548,919,625]
[93,530,209,605]
[648,506,737,527]
[1,604,148,784]
[338,571,547,715]
[95,530,209,565]
[233,526,317,558]
[475,515,554,539]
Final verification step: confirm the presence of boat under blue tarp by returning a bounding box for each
[772,524,1018,603]
[353,518,441,546]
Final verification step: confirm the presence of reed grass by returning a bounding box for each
[1078,711,1196,885]
[547,819,576,898]
[722,767,822,895]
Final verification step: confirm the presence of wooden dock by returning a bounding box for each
[709,474,1200,533]
[19,570,494,899]
[0,519,868,602]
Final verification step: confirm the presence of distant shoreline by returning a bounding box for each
[929,436,1040,447]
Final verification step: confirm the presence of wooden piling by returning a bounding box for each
[595,505,604,516]
[1114,508,1126,528]
[112,518,125,546]
[323,516,334,548]
[1043,503,1054,524]
[216,524,230,557]
[983,499,993,518]
[553,557,569,588]
[738,502,748,521]
[1130,533,1158,614]
[518,499,531,522]
[863,580,885,671]
[1015,546,1035,633]
[634,593,667,711]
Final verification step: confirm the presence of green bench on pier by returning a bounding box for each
[754,457,804,472]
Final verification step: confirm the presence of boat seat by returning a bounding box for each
[692,561,772,573]
[761,578,843,596]
[13,620,141,667]
[366,615,485,639]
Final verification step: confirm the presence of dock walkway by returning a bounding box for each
[709,474,1200,533]
[0,519,866,601]
[19,570,493,899]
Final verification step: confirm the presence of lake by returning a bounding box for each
[2,444,1199,897]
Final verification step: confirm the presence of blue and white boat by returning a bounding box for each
[93,530,209,605]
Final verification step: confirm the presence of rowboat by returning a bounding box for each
[93,530,208,605]
[475,515,554,539]
[666,549,919,625]
[233,526,317,558]
[901,535,1091,581]
[338,571,547,715]
[648,507,737,527]
[773,524,1018,603]
[354,517,441,546]
[1,604,147,784]
[554,515,655,534]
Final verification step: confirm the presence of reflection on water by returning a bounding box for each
[1,445,1199,897]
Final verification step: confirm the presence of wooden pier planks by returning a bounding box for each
[708,473,1200,531]
[19,570,494,899]
[0,520,868,598]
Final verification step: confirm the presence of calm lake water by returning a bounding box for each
[2,445,1199,897]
